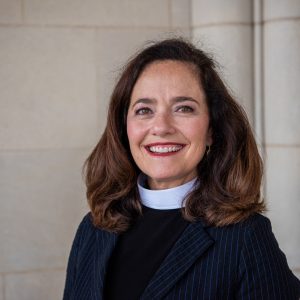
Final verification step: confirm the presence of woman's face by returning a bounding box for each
[127,60,212,190]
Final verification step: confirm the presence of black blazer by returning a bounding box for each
[63,212,300,299]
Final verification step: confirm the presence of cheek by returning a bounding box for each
[126,121,133,143]
[185,120,210,143]
[126,120,143,148]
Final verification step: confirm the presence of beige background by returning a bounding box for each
[0,0,299,299]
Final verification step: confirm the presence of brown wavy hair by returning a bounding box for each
[84,38,265,233]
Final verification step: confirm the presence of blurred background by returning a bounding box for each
[0,0,299,299]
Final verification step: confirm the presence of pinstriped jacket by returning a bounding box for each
[63,212,300,300]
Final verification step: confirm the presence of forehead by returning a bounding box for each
[131,60,202,98]
[139,60,199,81]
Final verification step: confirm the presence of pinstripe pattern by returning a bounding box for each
[63,213,300,300]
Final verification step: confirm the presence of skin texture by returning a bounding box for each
[127,60,212,190]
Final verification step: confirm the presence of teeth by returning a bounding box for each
[149,145,183,153]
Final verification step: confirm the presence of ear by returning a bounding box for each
[206,127,213,146]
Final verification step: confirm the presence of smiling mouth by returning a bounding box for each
[145,143,185,155]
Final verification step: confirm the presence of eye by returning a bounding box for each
[135,107,153,115]
[176,105,194,113]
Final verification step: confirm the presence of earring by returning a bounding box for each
[206,145,211,155]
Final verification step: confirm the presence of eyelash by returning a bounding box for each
[176,105,194,113]
[134,105,194,115]
[135,107,153,115]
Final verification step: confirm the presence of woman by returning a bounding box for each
[63,38,300,299]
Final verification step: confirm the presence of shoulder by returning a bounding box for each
[69,213,95,257]
[236,212,273,241]
[72,212,115,252]
[240,212,272,231]
[205,213,283,271]
[233,213,279,253]
[205,213,300,298]
[233,214,300,298]
[207,213,285,261]
[74,212,113,240]
[77,212,93,229]
[235,213,286,268]
[74,212,95,240]
[206,213,271,244]
[230,212,271,232]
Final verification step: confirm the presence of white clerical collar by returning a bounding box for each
[137,174,198,210]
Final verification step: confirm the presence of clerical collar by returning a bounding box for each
[137,174,198,210]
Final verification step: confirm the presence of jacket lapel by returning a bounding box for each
[92,229,118,300]
[141,221,214,300]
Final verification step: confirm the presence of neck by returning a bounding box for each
[137,174,198,210]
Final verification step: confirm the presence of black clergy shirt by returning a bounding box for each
[104,205,189,300]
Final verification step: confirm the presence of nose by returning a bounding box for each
[149,113,176,136]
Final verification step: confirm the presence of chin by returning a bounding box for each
[148,173,186,185]
[147,172,178,181]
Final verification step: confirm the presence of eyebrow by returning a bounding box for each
[131,96,199,108]
[131,98,156,107]
[171,96,199,104]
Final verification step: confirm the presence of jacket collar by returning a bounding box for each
[93,229,118,300]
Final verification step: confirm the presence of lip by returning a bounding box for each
[144,142,186,157]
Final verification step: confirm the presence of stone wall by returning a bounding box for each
[191,0,300,279]
[0,1,190,299]
[263,0,300,278]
